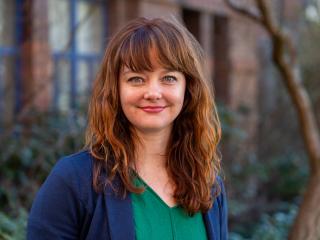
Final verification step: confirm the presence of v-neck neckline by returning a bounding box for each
[132,171,179,209]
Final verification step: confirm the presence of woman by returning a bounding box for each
[27,17,228,240]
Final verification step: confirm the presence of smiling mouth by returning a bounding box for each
[140,106,166,113]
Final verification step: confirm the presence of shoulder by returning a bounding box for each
[51,150,93,181]
[27,150,97,239]
[33,150,95,208]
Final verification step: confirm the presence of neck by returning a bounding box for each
[133,127,172,175]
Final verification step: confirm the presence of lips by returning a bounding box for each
[140,106,166,113]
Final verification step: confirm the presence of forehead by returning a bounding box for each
[117,26,185,74]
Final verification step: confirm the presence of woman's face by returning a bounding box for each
[119,60,186,134]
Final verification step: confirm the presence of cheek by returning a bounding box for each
[119,85,131,116]
[175,83,186,105]
[119,87,141,117]
[121,93,140,108]
[119,84,134,106]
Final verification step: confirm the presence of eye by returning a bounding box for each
[162,75,177,83]
[127,77,144,84]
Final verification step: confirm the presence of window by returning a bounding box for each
[48,0,107,111]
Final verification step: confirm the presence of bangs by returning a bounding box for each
[118,23,187,73]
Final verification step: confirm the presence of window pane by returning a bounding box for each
[76,2,104,54]
[48,0,71,52]
[0,57,15,124]
[78,60,90,104]
[55,59,71,111]
[0,0,16,46]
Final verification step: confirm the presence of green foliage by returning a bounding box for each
[0,109,87,238]
[229,204,297,240]
[264,153,308,200]
[228,152,307,238]
[251,206,297,240]
[0,110,87,213]
[232,152,307,200]
[0,209,27,240]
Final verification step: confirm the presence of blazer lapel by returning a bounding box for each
[203,184,221,240]
[104,176,135,240]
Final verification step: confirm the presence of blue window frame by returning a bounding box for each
[0,0,108,121]
[51,0,108,110]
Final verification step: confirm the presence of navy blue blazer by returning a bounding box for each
[27,151,228,240]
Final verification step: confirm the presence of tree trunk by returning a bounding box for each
[224,1,320,239]
[289,173,320,240]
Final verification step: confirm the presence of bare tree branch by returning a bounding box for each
[226,0,297,65]
[225,0,320,172]
[255,0,277,33]
[224,0,263,24]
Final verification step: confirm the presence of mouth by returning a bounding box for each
[139,106,166,113]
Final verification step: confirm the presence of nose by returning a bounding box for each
[143,82,162,100]
[144,91,162,100]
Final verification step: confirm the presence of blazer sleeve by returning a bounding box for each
[27,158,84,240]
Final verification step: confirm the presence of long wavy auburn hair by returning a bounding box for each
[86,17,222,215]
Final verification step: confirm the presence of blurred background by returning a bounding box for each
[0,0,319,239]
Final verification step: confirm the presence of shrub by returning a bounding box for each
[0,109,86,214]
[0,209,27,240]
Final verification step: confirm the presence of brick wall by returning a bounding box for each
[20,0,52,112]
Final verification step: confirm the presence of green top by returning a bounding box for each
[131,174,208,240]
